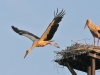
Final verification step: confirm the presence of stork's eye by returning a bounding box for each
[87,20,89,22]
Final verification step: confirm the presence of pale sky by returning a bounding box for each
[0,0,100,75]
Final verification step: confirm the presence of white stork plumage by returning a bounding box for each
[11,9,65,58]
[84,19,100,46]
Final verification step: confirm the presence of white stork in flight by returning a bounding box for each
[84,19,100,46]
[11,9,65,58]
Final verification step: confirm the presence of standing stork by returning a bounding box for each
[11,9,65,58]
[84,19,100,46]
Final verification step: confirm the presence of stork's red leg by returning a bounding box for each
[53,43,60,48]
[50,42,60,48]
[94,37,96,46]
[97,38,99,46]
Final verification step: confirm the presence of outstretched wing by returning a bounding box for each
[11,26,40,41]
[40,9,65,41]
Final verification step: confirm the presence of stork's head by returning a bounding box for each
[24,43,36,58]
[24,50,30,58]
[84,19,92,29]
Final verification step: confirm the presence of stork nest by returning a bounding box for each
[54,42,100,59]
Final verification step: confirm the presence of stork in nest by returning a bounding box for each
[84,19,100,46]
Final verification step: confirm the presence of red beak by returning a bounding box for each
[24,51,29,58]
[84,24,87,29]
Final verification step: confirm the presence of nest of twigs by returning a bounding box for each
[54,41,100,59]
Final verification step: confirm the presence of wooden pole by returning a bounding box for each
[66,62,77,75]
[91,58,95,75]
[87,65,91,75]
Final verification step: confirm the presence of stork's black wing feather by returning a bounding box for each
[98,30,100,33]
[11,26,40,41]
[45,24,59,40]
[40,9,65,41]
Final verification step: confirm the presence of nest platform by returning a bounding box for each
[55,43,100,75]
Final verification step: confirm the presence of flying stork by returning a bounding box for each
[11,9,65,58]
[84,19,100,46]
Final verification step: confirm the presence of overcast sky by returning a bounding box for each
[0,0,100,75]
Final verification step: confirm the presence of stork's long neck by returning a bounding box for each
[27,41,37,52]
[87,22,91,29]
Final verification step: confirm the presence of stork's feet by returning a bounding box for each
[50,40,60,48]
[53,43,60,48]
